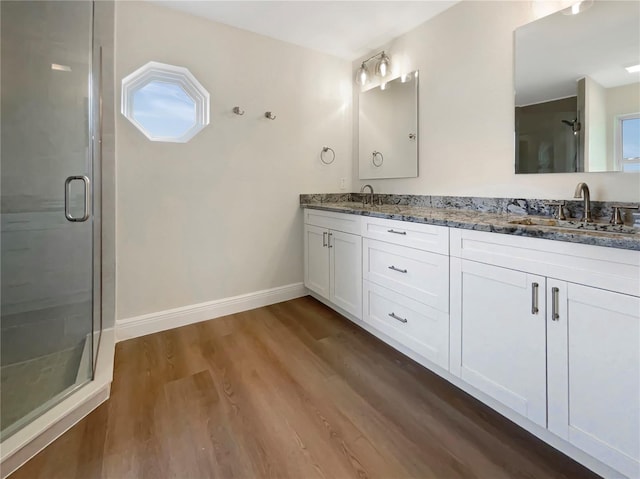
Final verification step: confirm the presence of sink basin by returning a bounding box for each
[508,217,637,235]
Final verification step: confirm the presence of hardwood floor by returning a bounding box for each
[9,296,599,479]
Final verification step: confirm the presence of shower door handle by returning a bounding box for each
[64,175,91,222]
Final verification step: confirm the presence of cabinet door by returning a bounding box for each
[304,224,330,300]
[453,259,547,427]
[329,230,362,319]
[548,282,640,478]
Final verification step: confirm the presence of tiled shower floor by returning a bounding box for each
[1,343,84,439]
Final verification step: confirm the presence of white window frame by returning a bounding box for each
[121,61,210,143]
[615,112,640,172]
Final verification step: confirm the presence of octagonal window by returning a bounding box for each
[121,61,209,143]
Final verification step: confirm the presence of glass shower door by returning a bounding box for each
[1,1,97,440]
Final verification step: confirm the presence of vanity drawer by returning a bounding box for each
[363,238,449,312]
[361,216,448,254]
[304,208,361,234]
[363,280,449,370]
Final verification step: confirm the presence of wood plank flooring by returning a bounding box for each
[9,296,599,478]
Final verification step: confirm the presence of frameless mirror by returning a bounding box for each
[359,71,418,179]
[514,1,639,173]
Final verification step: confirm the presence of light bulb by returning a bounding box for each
[355,62,369,86]
[375,53,391,78]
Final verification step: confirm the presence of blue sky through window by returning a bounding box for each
[132,81,196,139]
[622,117,640,160]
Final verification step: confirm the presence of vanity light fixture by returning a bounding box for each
[625,64,640,74]
[355,51,392,86]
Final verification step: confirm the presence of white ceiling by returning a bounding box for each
[150,1,459,60]
[515,1,640,106]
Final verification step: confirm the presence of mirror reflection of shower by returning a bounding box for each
[561,118,581,135]
[515,96,580,173]
[561,118,580,172]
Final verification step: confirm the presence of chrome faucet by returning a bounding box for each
[360,184,374,206]
[574,182,592,222]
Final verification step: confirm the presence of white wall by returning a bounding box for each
[352,1,640,201]
[606,83,640,170]
[115,2,352,319]
[584,77,607,172]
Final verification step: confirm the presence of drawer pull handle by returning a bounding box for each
[551,287,560,321]
[327,232,333,248]
[388,265,408,274]
[388,312,408,323]
[531,282,539,315]
[387,229,407,235]
[323,231,327,247]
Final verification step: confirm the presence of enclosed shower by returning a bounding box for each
[1,0,113,446]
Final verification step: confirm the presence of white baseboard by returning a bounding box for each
[116,282,307,342]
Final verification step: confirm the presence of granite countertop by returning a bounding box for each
[301,201,640,251]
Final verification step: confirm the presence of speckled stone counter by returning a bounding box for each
[300,194,640,251]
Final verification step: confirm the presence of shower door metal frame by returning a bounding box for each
[90,17,104,379]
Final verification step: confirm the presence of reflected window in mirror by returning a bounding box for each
[358,71,418,179]
[514,1,639,174]
[619,114,640,172]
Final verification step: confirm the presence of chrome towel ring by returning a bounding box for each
[321,146,335,165]
[372,150,383,167]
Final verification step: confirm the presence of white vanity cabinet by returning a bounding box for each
[450,259,547,427]
[303,209,362,319]
[303,207,640,478]
[548,283,640,479]
[450,228,640,479]
[361,216,450,369]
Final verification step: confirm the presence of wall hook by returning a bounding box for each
[264,111,276,120]
[232,106,245,115]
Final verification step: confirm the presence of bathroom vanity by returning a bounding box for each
[301,196,639,479]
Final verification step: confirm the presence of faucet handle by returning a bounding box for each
[610,204,639,225]
[544,201,566,220]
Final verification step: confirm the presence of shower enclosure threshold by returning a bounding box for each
[0,328,114,479]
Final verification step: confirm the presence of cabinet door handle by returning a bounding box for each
[323,231,327,247]
[387,229,407,235]
[551,287,560,321]
[328,232,333,248]
[531,282,539,315]
[388,312,407,323]
[388,265,408,274]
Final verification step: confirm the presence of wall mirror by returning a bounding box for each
[359,71,418,179]
[514,1,639,174]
